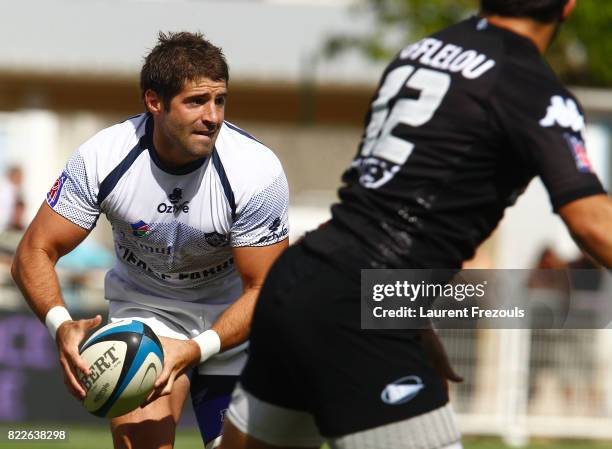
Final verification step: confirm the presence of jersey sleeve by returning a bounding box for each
[230,172,290,247]
[46,149,100,230]
[491,59,605,211]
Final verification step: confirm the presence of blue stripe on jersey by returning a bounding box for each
[120,113,146,124]
[224,121,261,144]
[211,147,237,221]
[97,140,146,206]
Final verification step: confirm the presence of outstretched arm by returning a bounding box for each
[559,194,612,268]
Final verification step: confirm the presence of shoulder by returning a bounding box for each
[487,23,563,97]
[490,38,580,126]
[214,121,285,191]
[73,113,148,180]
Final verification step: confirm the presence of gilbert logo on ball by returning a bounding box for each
[78,319,163,418]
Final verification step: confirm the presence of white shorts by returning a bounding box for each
[227,383,325,448]
[227,383,462,449]
[108,298,248,376]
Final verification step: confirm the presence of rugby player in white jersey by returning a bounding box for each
[11,32,289,449]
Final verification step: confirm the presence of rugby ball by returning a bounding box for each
[78,319,164,418]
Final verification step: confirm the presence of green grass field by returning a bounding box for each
[1,424,611,449]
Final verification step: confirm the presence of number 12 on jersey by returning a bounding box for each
[358,65,451,188]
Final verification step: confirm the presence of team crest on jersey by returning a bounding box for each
[130,220,150,237]
[205,231,229,247]
[358,157,401,189]
[564,133,593,173]
[47,172,68,208]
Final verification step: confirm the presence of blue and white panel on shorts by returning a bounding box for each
[190,374,238,449]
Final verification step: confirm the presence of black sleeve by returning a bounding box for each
[490,55,605,211]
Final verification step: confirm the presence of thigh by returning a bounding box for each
[110,372,191,449]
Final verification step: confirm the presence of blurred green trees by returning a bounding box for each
[325,0,612,87]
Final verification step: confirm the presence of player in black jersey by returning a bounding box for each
[221,1,612,448]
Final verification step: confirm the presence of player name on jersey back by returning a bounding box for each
[400,37,496,80]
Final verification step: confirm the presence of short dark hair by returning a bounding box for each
[140,31,229,109]
[480,0,568,23]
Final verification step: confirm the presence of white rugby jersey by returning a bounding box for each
[47,113,289,304]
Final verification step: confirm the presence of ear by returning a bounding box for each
[562,0,576,20]
[144,90,164,115]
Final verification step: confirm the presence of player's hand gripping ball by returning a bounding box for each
[78,319,163,418]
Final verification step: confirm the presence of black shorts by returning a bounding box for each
[241,238,449,438]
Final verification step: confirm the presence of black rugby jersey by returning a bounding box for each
[304,16,605,269]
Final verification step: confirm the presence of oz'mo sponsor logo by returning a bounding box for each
[381,375,425,405]
[158,187,190,214]
[80,345,120,391]
[258,217,288,244]
[539,96,585,132]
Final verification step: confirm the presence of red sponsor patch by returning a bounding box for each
[564,134,593,173]
[47,173,67,207]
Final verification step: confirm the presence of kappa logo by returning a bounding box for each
[381,375,425,405]
[47,172,68,208]
[539,96,585,132]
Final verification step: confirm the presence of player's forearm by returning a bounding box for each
[570,230,612,268]
[568,211,612,268]
[210,286,260,352]
[560,196,612,268]
[11,245,65,322]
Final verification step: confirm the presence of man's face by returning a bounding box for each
[157,77,227,161]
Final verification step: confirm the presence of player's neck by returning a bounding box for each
[483,15,558,54]
[152,128,200,170]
